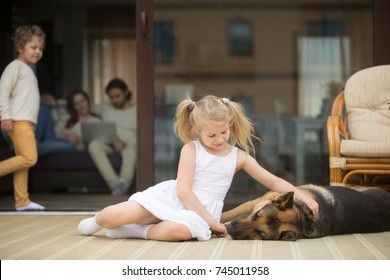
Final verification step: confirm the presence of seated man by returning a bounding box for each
[88,78,136,196]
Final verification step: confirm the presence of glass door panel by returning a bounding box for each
[153,0,373,205]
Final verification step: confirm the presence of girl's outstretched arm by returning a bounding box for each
[176,142,228,237]
[237,150,319,216]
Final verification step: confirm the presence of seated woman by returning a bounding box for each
[56,88,101,150]
[35,103,77,156]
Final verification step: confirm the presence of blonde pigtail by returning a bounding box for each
[173,99,196,143]
[227,101,260,154]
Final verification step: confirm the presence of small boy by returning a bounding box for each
[0,25,46,211]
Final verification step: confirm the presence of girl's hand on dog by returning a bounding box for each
[306,198,319,217]
[295,190,319,217]
[211,222,228,237]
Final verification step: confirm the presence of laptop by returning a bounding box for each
[81,122,116,144]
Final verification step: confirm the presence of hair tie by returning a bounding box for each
[222,98,229,104]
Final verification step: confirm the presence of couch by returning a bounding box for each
[0,133,127,195]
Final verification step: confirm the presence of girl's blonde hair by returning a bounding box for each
[12,25,46,54]
[174,95,259,153]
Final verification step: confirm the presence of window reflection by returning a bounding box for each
[228,20,253,56]
[154,21,175,64]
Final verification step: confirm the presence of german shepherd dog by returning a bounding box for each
[221,185,390,241]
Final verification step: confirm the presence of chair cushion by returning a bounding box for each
[341,140,390,157]
[344,65,390,143]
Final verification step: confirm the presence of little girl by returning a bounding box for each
[78,95,318,241]
[0,25,46,211]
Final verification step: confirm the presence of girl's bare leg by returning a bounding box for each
[79,200,193,241]
[78,200,159,236]
[147,221,192,241]
[96,200,160,228]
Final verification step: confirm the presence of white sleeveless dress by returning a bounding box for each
[129,140,238,241]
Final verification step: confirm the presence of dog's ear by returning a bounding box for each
[279,230,298,241]
[272,192,294,211]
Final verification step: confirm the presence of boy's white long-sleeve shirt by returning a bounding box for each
[0,59,40,124]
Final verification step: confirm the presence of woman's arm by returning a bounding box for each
[237,150,319,216]
[176,142,227,236]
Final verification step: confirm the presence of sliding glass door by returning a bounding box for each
[137,0,374,205]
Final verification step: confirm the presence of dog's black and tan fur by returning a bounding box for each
[221,185,390,241]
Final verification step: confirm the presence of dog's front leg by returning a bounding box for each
[221,198,262,223]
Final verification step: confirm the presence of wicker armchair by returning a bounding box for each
[327,65,390,190]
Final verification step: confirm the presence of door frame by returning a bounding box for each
[374,0,390,65]
[136,0,154,191]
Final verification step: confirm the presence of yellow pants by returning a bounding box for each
[0,121,37,208]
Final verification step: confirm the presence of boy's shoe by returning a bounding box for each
[16,202,45,211]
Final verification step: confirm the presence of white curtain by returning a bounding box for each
[298,36,350,117]
[88,37,136,104]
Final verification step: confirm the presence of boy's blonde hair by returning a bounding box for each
[174,95,259,153]
[12,25,46,54]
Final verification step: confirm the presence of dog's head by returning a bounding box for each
[227,192,304,241]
